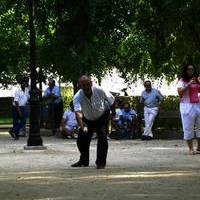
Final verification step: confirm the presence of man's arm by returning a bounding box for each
[43,89,50,101]
[59,112,67,131]
[14,101,22,116]
[140,92,145,105]
[73,93,87,132]
[53,86,61,99]
[14,91,22,116]
[59,118,67,131]
[157,90,164,102]
[102,89,115,115]
[140,96,144,104]
[75,111,85,130]
[43,88,48,97]
[110,102,116,116]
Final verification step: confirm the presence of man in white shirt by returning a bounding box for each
[59,101,78,138]
[140,80,164,140]
[71,75,115,169]
[9,80,30,140]
[43,79,63,134]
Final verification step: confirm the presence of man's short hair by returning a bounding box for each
[48,79,55,84]
[78,75,92,83]
[123,102,131,107]
[144,80,151,85]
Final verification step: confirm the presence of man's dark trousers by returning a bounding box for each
[53,101,63,129]
[12,106,27,136]
[77,110,110,166]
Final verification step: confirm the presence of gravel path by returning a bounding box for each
[0,132,200,200]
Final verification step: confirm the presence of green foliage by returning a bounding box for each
[0,1,29,85]
[48,0,134,81]
[116,28,152,81]
[160,95,179,112]
[0,0,133,85]
[61,86,73,109]
[1,0,200,86]
[130,0,200,76]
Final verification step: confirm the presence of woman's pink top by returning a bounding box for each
[178,78,200,114]
[189,83,200,103]
[178,78,200,103]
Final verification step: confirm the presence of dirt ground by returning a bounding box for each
[0,132,200,200]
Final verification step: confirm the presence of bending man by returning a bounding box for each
[72,75,115,169]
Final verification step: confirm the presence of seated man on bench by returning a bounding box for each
[59,101,78,138]
[112,102,137,139]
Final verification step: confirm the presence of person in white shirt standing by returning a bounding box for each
[140,80,164,140]
[71,75,115,169]
[59,101,78,138]
[9,80,30,140]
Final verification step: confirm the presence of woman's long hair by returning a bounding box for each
[181,63,199,82]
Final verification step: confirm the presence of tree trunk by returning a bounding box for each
[73,80,79,95]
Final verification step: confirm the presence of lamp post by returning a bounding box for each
[25,0,46,150]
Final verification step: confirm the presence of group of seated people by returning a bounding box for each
[111,101,142,139]
[56,100,142,140]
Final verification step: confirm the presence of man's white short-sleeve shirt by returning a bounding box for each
[73,86,115,121]
[13,88,30,107]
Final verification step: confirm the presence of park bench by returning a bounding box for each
[153,110,183,139]
[0,97,12,118]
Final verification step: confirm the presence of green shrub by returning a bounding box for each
[161,95,179,111]
[115,95,180,112]
[61,86,73,109]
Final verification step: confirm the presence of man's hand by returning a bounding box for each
[111,112,116,120]
[18,109,22,118]
[59,126,63,132]
[75,111,87,133]
[80,126,88,133]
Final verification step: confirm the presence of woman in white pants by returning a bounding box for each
[177,64,200,155]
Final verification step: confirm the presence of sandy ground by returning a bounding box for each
[0,132,200,200]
